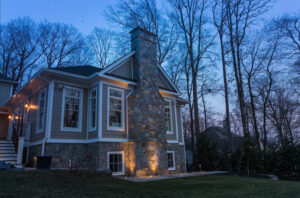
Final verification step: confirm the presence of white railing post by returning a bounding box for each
[25,123,31,141]
[7,119,14,140]
[17,137,25,165]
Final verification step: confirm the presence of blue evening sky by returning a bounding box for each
[0,0,299,115]
[1,0,299,35]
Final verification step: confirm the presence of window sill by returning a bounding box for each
[88,127,96,132]
[107,126,125,132]
[112,171,125,176]
[166,131,173,134]
[36,129,44,134]
[61,127,82,132]
[168,167,176,171]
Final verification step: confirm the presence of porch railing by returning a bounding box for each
[11,123,28,153]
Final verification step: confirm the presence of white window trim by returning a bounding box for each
[167,151,176,171]
[88,87,97,132]
[36,88,46,134]
[60,86,83,132]
[107,87,125,131]
[107,151,125,176]
[165,99,173,134]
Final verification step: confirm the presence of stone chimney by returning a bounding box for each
[127,27,168,175]
[128,27,167,142]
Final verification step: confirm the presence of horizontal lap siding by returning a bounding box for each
[102,84,129,139]
[107,59,133,80]
[51,83,87,139]
[157,69,175,91]
[0,82,11,107]
[29,90,46,142]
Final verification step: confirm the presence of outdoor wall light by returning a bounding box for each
[8,115,13,120]
[15,116,19,120]
[24,103,29,108]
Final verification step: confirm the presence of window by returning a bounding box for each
[165,100,173,134]
[37,89,46,133]
[108,87,124,130]
[167,151,175,170]
[88,88,97,131]
[61,87,83,131]
[107,151,124,175]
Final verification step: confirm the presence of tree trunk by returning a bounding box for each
[201,89,208,130]
[247,76,260,151]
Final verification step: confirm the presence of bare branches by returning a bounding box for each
[87,28,115,68]
[105,0,178,66]
[38,22,84,68]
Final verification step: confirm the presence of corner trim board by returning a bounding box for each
[45,81,54,139]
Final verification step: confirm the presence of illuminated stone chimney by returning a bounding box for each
[127,27,168,175]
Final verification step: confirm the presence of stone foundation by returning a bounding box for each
[28,144,42,166]
[168,144,186,173]
[37,142,186,176]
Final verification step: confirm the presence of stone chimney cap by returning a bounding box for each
[130,27,156,38]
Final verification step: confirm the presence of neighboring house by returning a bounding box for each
[0,27,187,176]
[0,74,17,140]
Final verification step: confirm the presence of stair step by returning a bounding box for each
[0,143,14,148]
[0,149,15,154]
[0,146,14,149]
[0,154,17,157]
[3,161,17,165]
[0,157,17,161]
[0,150,17,156]
[0,140,13,144]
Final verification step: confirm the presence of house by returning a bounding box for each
[0,74,17,140]
[0,27,187,176]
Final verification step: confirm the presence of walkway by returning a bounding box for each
[123,171,228,182]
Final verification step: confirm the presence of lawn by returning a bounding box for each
[0,170,299,198]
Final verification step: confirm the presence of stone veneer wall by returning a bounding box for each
[28,145,42,166]
[127,28,169,175]
[43,142,185,176]
[167,144,186,173]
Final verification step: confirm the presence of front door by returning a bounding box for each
[0,114,9,140]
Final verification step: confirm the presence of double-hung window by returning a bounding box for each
[167,151,175,170]
[89,87,97,131]
[107,151,124,175]
[165,100,173,134]
[61,87,83,131]
[37,89,46,133]
[108,87,124,130]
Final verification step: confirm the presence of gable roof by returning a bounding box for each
[99,51,136,75]
[51,65,102,77]
[0,73,18,84]
[99,50,180,94]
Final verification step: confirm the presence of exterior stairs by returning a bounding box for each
[0,140,18,165]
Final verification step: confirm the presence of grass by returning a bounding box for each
[0,170,299,198]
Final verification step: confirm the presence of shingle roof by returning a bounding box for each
[51,65,102,76]
[0,73,15,81]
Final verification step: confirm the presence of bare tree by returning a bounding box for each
[168,0,215,169]
[212,0,232,150]
[87,28,115,68]
[267,88,299,146]
[105,0,178,66]
[224,0,271,139]
[0,17,43,88]
[278,13,300,56]
[38,22,84,68]
[168,0,215,134]
[276,14,300,86]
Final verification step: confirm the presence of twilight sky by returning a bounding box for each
[1,0,299,35]
[1,0,299,116]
